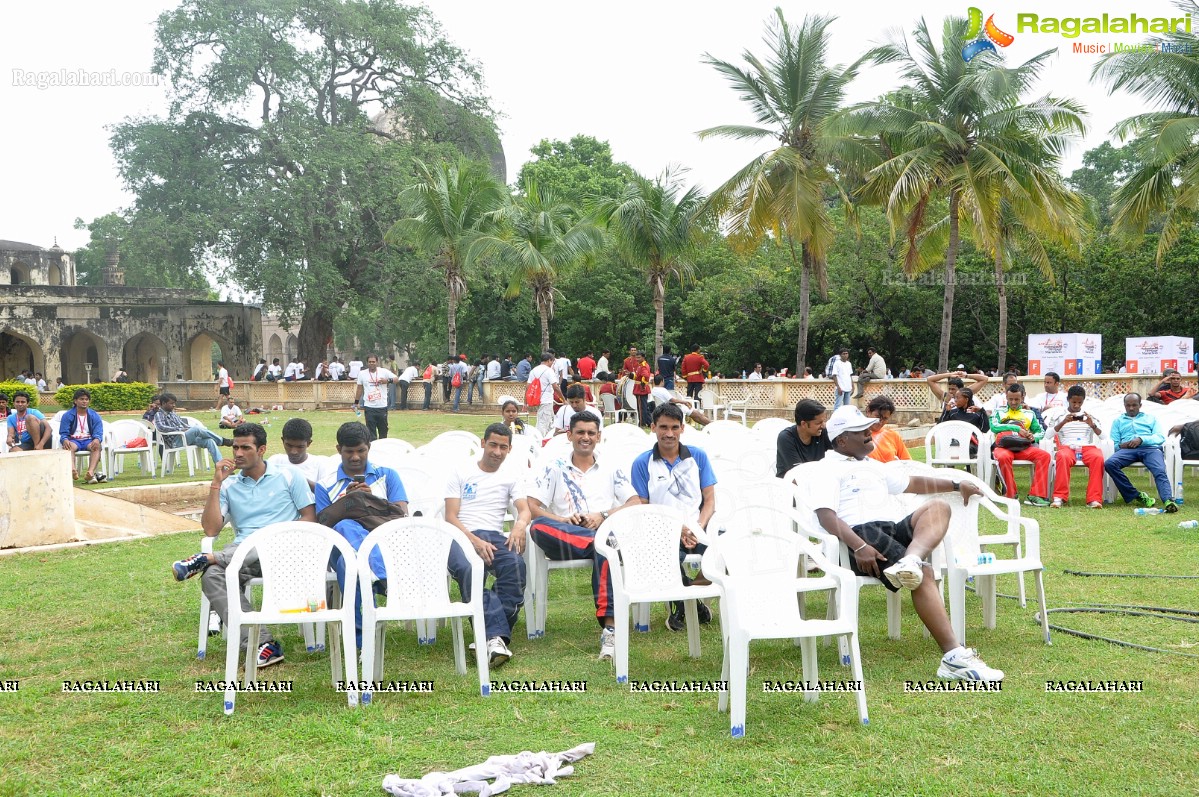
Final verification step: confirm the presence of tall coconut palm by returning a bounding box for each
[475,179,606,351]
[698,10,869,374]
[1093,0,1199,262]
[848,17,1085,371]
[386,158,505,357]
[599,170,705,360]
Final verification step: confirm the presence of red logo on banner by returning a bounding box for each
[1125,360,1138,373]
[1027,360,1041,375]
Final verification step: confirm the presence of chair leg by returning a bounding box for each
[848,632,869,725]
[329,623,343,688]
[243,624,259,684]
[979,574,997,629]
[1012,544,1027,607]
[614,598,631,684]
[534,558,550,638]
[729,638,748,738]
[886,591,902,640]
[340,620,358,707]
[472,611,490,695]
[683,599,701,658]
[223,622,241,715]
[634,603,650,633]
[451,617,466,675]
[301,622,316,653]
[197,592,211,660]
[523,546,538,640]
[1035,571,1052,645]
[948,569,967,647]
[718,633,730,714]
[360,620,376,705]
[800,636,819,704]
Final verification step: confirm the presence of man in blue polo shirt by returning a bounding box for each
[314,421,408,646]
[171,422,315,668]
[1106,392,1178,512]
[630,402,717,631]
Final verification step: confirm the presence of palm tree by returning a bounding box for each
[475,179,606,351]
[599,170,705,361]
[698,10,869,374]
[386,158,505,357]
[848,17,1086,371]
[1093,0,1199,262]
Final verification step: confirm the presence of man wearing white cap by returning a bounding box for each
[809,405,1006,682]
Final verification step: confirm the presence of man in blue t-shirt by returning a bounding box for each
[59,388,105,482]
[5,390,51,451]
[171,422,315,668]
[313,422,408,646]
[630,402,717,631]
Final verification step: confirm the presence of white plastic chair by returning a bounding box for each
[425,430,482,460]
[104,419,156,477]
[221,522,359,714]
[370,438,416,459]
[183,416,215,470]
[751,416,791,444]
[925,420,993,484]
[594,505,722,684]
[698,389,726,418]
[356,518,491,704]
[723,397,748,425]
[598,422,647,446]
[703,510,867,736]
[1167,431,1199,502]
[157,424,198,477]
[387,462,448,520]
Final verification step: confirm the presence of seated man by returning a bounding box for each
[552,384,603,436]
[153,392,231,465]
[5,390,50,451]
[630,402,716,631]
[0,392,9,423]
[59,388,105,482]
[938,387,989,457]
[1105,393,1177,512]
[314,422,408,647]
[444,423,531,667]
[648,375,711,427]
[1169,420,1199,461]
[1047,386,1104,508]
[266,418,324,489]
[989,383,1052,506]
[171,422,316,669]
[1148,369,1198,405]
[984,372,1021,415]
[528,411,639,661]
[218,396,244,429]
[775,399,830,477]
[142,395,161,423]
[865,395,910,463]
[1027,372,1068,416]
[811,406,1002,682]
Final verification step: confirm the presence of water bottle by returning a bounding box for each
[1075,448,1082,465]
[353,403,361,417]
[1133,507,1163,515]
[948,439,962,460]
[741,370,747,379]
[1179,520,1199,529]
[976,552,995,565]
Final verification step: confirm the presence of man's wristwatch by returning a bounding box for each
[600,511,610,520]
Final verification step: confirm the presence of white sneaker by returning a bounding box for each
[486,636,511,668]
[937,647,1005,681]
[1050,498,1064,508]
[882,555,925,591]
[598,627,615,662]
[207,610,221,636]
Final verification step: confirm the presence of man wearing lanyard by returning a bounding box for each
[6,390,51,451]
[353,355,397,440]
[59,388,105,483]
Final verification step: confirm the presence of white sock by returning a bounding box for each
[944,645,969,660]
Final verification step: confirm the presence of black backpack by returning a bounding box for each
[1179,420,1199,460]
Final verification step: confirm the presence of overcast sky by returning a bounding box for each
[0,0,1184,253]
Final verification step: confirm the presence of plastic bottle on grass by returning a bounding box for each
[1133,507,1163,516]
[1179,520,1199,529]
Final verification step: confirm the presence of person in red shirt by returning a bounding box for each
[1149,370,1197,405]
[597,373,621,409]
[622,346,640,378]
[680,344,709,401]
[577,351,597,381]
[632,354,653,427]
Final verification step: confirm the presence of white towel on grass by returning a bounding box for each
[381,743,595,797]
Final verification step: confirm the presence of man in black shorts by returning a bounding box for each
[809,405,1005,682]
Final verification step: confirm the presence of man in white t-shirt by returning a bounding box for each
[267,359,283,381]
[327,357,346,381]
[1026,372,1068,416]
[528,352,560,436]
[809,406,1003,682]
[265,417,325,489]
[215,361,231,408]
[218,396,244,428]
[283,360,299,381]
[832,348,854,409]
[485,355,502,381]
[444,423,531,667]
[397,363,419,410]
[552,384,603,435]
[552,351,572,395]
[347,358,363,380]
[648,375,711,426]
[353,355,396,440]
[985,372,1021,414]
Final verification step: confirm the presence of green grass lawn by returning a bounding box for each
[2,413,1198,796]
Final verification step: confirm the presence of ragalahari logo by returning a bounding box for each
[962,7,1015,61]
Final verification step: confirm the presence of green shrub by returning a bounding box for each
[0,381,40,408]
[53,382,157,412]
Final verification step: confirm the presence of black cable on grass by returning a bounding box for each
[1063,569,1199,580]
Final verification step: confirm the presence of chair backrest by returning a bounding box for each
[183,416,207,430]
[107,419,150,448]
[371,438,416,458]
[424,431,481,459]
[599,392,618,416]
[358,518,472,614]
[703,419,751,442]
[735,447,775,479]
[48,410,68,449]
[698,389,722,410]
[599,422,646,445]
[597,505,701,594]
[390,462,450,518]
[752,416,791,439]
[536,433,574,465]
[228,522,358,616]
[925,421,986,463]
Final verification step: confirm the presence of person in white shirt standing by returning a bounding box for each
[528,352,560,437]
[444,423,531,667]
[397,363,419,410]
[353,355,396,440]
[218,395,244,428]
[831,348,854,409]
[747,363,764,381]
[215,361,231,408]
[552,351,573,397]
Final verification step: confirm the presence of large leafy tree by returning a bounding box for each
[475,180,606,352]
[698,10,868,374]
[386,158,506,356]
[1093,0,1199,262]
[848,16,1085,371]
[71,211,209,290]
[516,136,636,208]
[110,0,494,366]
[599,170,705,361]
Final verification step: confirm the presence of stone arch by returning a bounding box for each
[184,330,231,381]
[60,328,109,385]
[9,261,31,285]
[0,328,45,377]
[48,263,63,286]
[268,333,283,362]
[122,332,169,385]
[286,334,298,363]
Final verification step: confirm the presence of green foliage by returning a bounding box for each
[71,211,210,290]
[53,383,157,412]
[0,382,39,408]
[515,136,635,206]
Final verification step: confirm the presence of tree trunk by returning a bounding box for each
[447,292,458,358]
[796,240,812,376]
[652,275,665,361]
[539,305,550,353]
[995,247,1008,374]
[938,191,960,373]
[297,304,334,370]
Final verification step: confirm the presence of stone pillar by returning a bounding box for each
[0,450,77,547]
